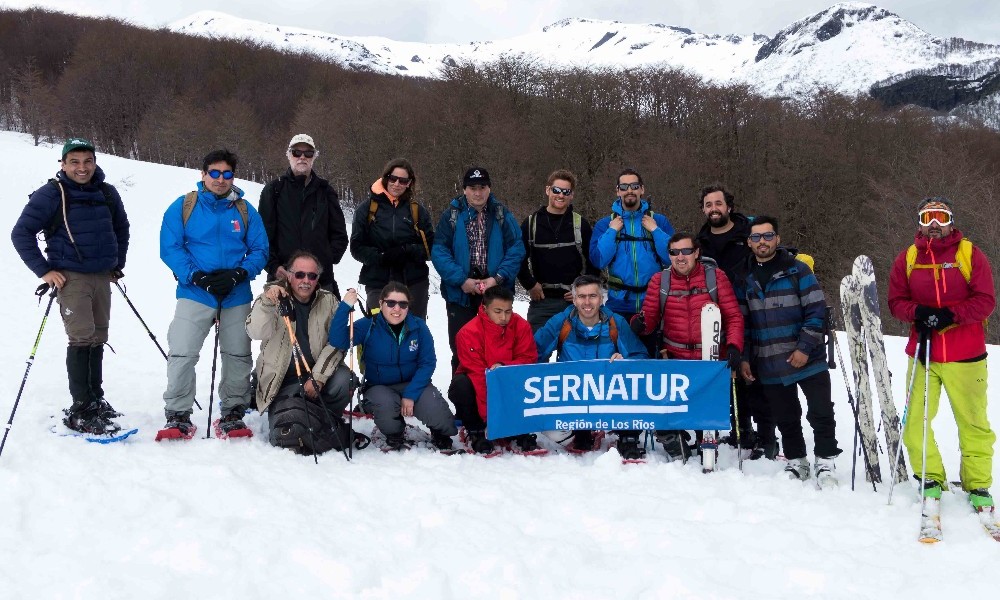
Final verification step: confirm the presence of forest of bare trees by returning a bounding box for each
[2,8,1000,339]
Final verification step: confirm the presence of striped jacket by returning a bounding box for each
[738,249,828,385]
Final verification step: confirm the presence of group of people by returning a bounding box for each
[10,134,995,504]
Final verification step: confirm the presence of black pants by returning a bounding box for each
[446,299,484,372]
[448,373,486,431]
[760,370,840,461]
[733,377,777,448]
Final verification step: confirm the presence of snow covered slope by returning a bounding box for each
[0,130,996,598]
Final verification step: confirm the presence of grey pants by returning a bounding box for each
[163,299,252,416]
[58,270,112,346]
[364,382,457,436]
[365,278,430,320]
[267,364,355,429]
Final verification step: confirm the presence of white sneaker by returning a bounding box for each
[815,456,838,489]
[784,457,810,480]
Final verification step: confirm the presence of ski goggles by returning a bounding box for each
[918,208,952,226]
[206,169,235,180]
[748,232,777,242]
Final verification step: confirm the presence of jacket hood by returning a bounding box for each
[476,304,512,335]
[570,306,616,339]
[914,228,964,252]
[697,211,752,239]
[611,197,650,216]
[56,165,107,189]
[196,180,245,204]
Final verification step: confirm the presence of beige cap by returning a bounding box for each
[288,134,315,149]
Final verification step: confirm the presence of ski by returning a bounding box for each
[918,497,943,543]
[700,303,721,473]
[213,418,253,440]
[840,273,882,483]
[854,255,908,484]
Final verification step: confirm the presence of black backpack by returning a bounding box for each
[267,392,350,456]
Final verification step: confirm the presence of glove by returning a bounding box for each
[382,247,407,263]
[926,307,955,331]
[277,296,295,321]
[192,270,213,292]
[629,313,646,335]
[726,345,742,370]
[111,269,124,281]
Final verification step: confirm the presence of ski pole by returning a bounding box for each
[0,285,57,460]
[204,301,222,439]
[731,377,743,472]
[887,331,925,505]
[831,328,879,492]
[114,282,202,410]
[919,334,932,516]
[348,310,356,460]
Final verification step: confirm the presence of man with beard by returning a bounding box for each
[259,134,348,298]
[696,184,774,459]
[737,216,840,486]
[590,169,673,355]
[888,198,996,510]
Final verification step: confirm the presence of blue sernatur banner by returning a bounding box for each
[485,359,731,439]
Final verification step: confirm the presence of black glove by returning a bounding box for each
[111,269,124,281]
[726,345,742,370]
[277,296,295,320]
[926,307,955,331]
[382,247,406,263]
[629,313,645,335]
[192,270,213,292]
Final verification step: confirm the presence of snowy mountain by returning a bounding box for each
[170,2,1000,106]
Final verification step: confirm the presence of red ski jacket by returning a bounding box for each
[634,262,744,360]
[888,229,995,363]
[455,306,538,419]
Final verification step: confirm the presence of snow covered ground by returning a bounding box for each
[0,131,995,599]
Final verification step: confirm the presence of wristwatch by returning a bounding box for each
[493,274,505,286]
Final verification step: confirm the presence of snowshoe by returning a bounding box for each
[566,430,605,454]
[155,413,197,441]
[656,431,689,463]
[430,430,455,451]
[216,408,252,439]
[63,407,120,436]
[616,433,647,462]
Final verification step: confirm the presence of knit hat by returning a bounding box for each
[61,137,95,158]
[463,167,491,187]
[917,196,953,213]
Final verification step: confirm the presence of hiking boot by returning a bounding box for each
[514,433,538,452]
[758,437,779,461]
[814,456,838,488]
[657,431,689,462]
[64,403,119,435]
[617,433,646,461]
[94,397,122,420]
[921,479,943,500]
[164,412,195,435]
[384,431,409,451]
[430,430,454,451]
[219,407,248,433]
[969,488,994,510]
[466,430,494,455]
[571,430,595,452]
[784,457,811,480]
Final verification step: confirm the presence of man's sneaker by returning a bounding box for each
[784,457,811,480]
[970,488,994,510]
[921,479,943,500]
[218,408,248,433]
[657,431,689,462]
[617,433,646,461]
[514,434,538,452]
[814,456,838,489]
[430,430,454,451]
[384,432,409,451]
[466,430,494,455]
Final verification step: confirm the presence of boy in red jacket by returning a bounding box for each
[448,285,538,454]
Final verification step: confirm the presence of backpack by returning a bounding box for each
[367,198,430,257]
[526,210,584,289]
[449,202,507,231]
[905,239,974,283]
[182,191,249,241]
[267,391,350,455]
[557,310,619,355]
[657,257,720,316]
[605,208,663,292]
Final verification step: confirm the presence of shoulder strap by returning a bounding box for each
[410,201,430,257]
[182,192,249,240]
[557,310,575,353]
[44,180,117,240]
[608,315,619,355]
[702,258,718,303]
[906,241,973,283]
[572,212,584,274]
[449,206,459,230]
[367,199,379,224]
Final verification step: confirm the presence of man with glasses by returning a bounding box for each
[259,134,348,298]
[590,168,674,354]
[888,198,996,510]
[432,167,525,371]
[246,250,356,453]
[736,216,840,485]
[158,149,269,438]
[518,169,599,340]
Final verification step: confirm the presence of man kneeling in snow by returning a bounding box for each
[449,285,538,454]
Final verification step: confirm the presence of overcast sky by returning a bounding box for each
[3,0,998,45]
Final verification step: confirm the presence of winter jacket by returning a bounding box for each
[589,199,674,315]
[258,169,348,289]
[634,262,744,360]
[245,285,345,413]
[696,212,753,278]
[160,182,269,309]
[456,306,538,419]
[12,167,129,277]
[329,304,436,402]
[350,181,434,288]
[517,205,599,297]
[534,305,649,362]
[888,229,995,363]
[738,249,828,385]
[431,194,525,306]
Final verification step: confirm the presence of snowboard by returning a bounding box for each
[700,303,721,474]
[840,273,882,483]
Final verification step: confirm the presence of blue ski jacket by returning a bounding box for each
[534,305,648,362]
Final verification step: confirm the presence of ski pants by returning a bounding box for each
[761,370,840,461]
[163,299,252,416]
[58,270,112,346]
[903,358,994,490]
[363,381,457,437]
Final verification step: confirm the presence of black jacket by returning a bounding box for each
[259,169,348,290]
[696,212,753,279]
[517,205,598,298]
[350,191,434,288]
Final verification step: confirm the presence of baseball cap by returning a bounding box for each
[288,134,316,149]
[62,137,95,158]
[463,167,491,188]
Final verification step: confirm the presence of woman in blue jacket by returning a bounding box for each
[331,282,457,451]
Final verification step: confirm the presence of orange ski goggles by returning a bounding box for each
[918,208,952,226]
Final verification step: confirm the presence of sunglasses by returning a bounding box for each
[290,149,316,158]
[382,299,409,309]
[386,175,412,185]
[550,186,573,196]
[616,183,642,191]
[748,232,777,242]
[292,271,319,281]
[918,209,953,226]
[669,248,696,256]
[207,169,234,180]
